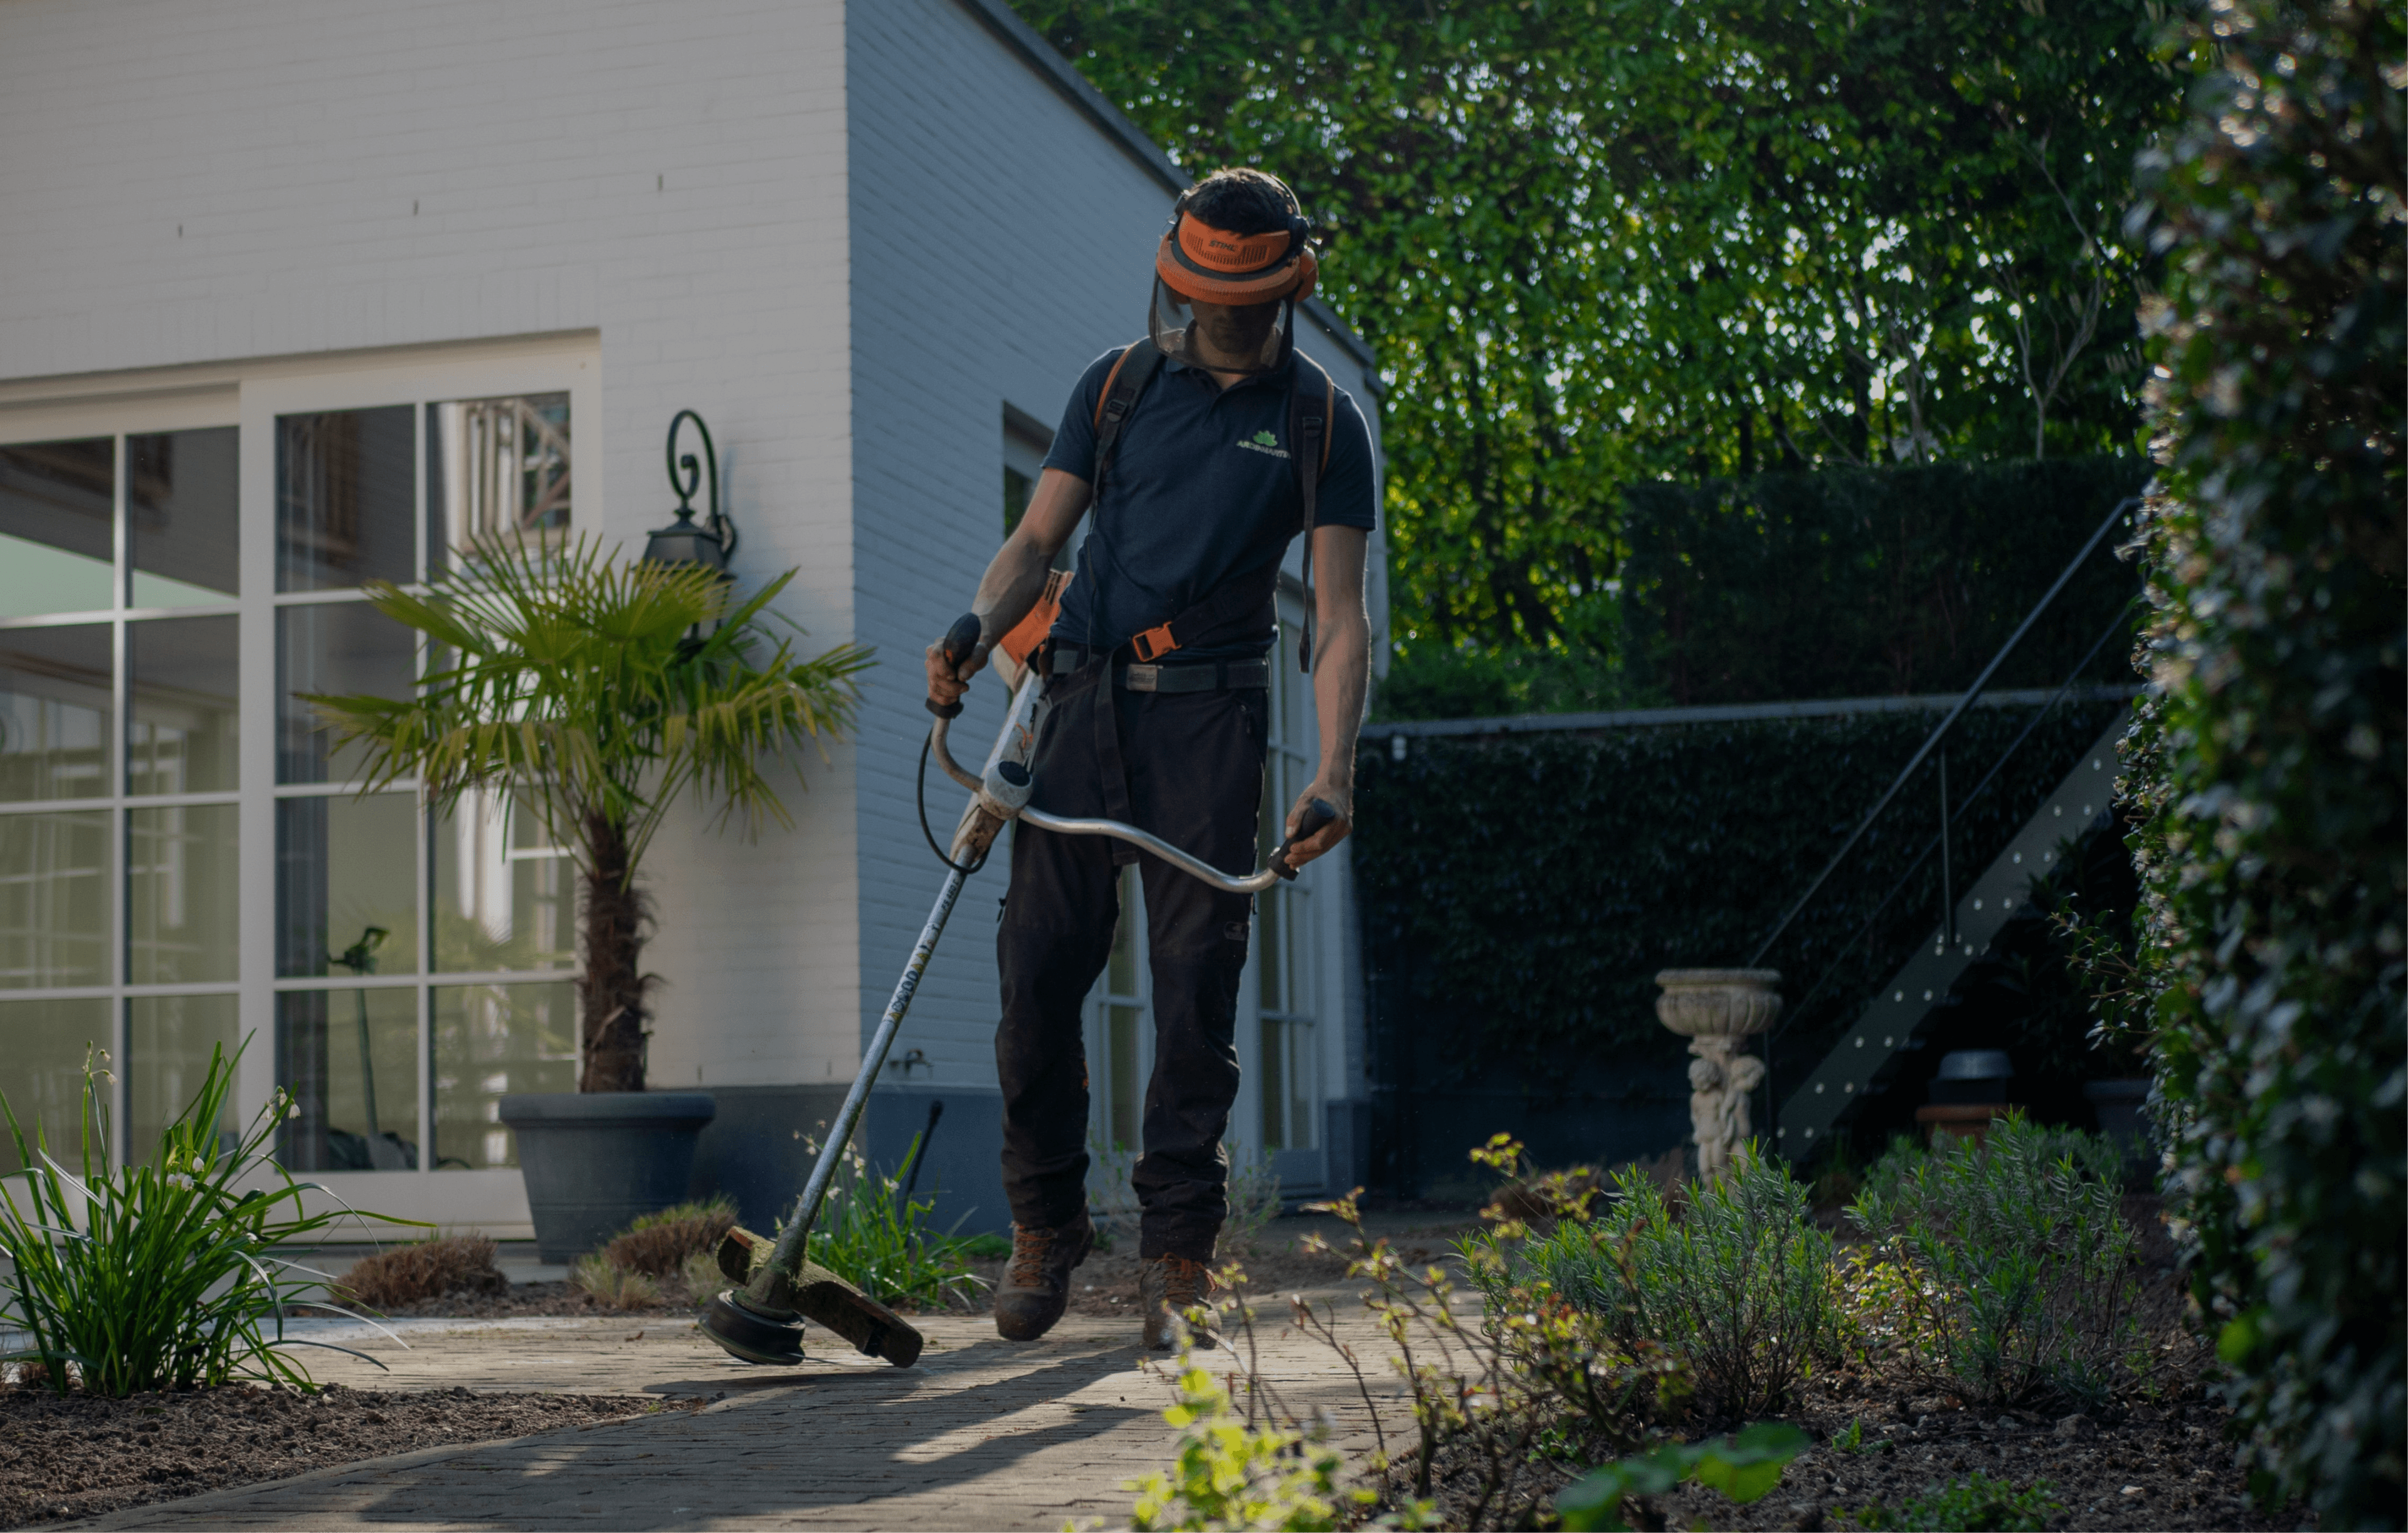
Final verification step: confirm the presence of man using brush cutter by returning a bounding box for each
[926,167,1375,1352]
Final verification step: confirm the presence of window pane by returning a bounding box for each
[276,407,414,592]
[0,438,114,618]
[277,602,414,784]
[426,393,569,573]
[129,614,238,795]
[0,997,110,1175]
[124,993,240,1165]
[129,428,238,605]
[433,981,575,1169]
[276,987,418,1170]
[0,809,108,988]
[129,803,238,985]
[434,790,572,973]
[275,792,418,978]
[0,623,110,803]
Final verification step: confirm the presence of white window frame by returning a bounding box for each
[0,336,599,1235]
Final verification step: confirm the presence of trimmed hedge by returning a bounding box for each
[1619,456,2149,706]
[1353,698,2125,1082]
[1377,455,2146,721]
[2112,1,2405,1522]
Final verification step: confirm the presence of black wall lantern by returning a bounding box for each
[643,410,739,575]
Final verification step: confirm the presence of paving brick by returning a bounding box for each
[71,1292,1413,1530]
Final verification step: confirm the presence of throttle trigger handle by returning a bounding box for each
[1269,797,1339,881]
[927,612,984,719]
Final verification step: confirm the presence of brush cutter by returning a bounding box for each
[700,605,1333,1369]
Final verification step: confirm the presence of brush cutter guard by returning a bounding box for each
[699,612,1329,1371]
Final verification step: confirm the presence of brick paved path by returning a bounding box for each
[76,1294,1413,1530]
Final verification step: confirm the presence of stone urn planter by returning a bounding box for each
[499,1092,717,1263]
[1655,969,1783,1181]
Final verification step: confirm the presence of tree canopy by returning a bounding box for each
[1020,0,2185,657]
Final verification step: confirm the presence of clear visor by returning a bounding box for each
[1149,280,1294,376]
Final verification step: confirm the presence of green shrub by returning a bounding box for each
[0,1044,417,1396]
[1846,1117,2140,1406]
[1126,1363,1366,1532]
[1847,1471,2061,1532]
[1554,1421,1810,1532]
[1476,1148,1839,1421]
[2110,0,2405,1519]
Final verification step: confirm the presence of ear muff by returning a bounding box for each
[1154,178,1318,305]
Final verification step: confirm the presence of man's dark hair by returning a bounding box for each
[1183,168,1297,235]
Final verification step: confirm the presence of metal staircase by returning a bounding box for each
[1735,493,2144,1159]
[1773,719,2123,1153]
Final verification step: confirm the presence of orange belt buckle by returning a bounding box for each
[1130,623,1180,663]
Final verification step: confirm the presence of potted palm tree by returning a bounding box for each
[310,536,870,1260]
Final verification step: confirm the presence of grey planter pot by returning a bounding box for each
[499,1092,717,1263]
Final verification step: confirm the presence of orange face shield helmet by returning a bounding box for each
[1149,179,1320,376]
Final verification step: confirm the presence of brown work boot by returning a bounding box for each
[1139,1255,1218,1352]
[993,1214,1094,1342]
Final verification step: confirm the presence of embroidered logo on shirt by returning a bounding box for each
[1237,429,1290,460]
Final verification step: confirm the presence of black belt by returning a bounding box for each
[1050,647,1270,692]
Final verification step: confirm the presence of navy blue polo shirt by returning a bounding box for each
[1042,347,1376,663]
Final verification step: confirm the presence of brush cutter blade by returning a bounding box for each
[707,1226,926,1369]
[701,1290,809,1366]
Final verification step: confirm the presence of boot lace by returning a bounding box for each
[1158,1255,1212,1307]
[1008,1224,1059,1287]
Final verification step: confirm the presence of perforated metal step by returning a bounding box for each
[1775,718,2125,1154]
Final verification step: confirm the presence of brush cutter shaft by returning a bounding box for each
[760,863,968,1283]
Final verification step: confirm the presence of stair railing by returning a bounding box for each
[1742,495,2144,1140]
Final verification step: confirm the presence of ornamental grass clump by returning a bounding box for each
[332,1234,506,1309]
[1846,1116,2141,1407]
[1477,1145,1840,1423]
[601,1195,737,1276]
[1,1044,416,1396]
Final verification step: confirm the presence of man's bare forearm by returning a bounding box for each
[1312,607,1370,788]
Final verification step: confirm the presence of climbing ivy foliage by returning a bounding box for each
[2111,0,2405,1522]
[1353,701,2124,1078]
[1020,0,2183,655]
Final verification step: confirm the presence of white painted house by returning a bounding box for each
[0,0,1386,1237]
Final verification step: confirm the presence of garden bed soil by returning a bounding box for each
[359,1277,701,1320]
[0,1381,675,1529]
[1381,1373,2313,1532]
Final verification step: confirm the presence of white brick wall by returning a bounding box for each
[0,0,1385,1142]
[0,0,867,1090]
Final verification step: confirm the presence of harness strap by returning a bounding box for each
[1090,341,1165,501]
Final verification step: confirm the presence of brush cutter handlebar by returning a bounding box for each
[924,613,1336,893]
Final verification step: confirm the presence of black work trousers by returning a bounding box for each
[995,662,1267,1262]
